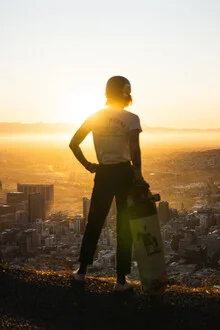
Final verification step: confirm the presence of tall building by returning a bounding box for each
[28,193,45,223]
[83,197,90,222]
[158,201,170,224]
[75,215,81,234]
[0,181,3,202]
[17,184,54,214]
[7,192,26,205]
[0,204,16,216]
[17,184,54,201]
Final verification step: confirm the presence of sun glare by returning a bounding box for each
[59,88,105,124]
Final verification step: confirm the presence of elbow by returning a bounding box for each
[69,140,78,152]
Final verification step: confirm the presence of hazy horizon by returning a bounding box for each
[1,132,220,152]
[0,121,220,131]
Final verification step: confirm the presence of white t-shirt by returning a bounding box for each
[83,107,142,165]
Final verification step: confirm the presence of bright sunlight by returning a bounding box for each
[58,87,105,124]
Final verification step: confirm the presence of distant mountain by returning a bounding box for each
[0,122,219,134]
[142,124,220,133]
[0,122,77,134]
[162,148,220,171]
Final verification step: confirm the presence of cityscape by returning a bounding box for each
[1,140,220,289]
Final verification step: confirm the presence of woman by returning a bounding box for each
[69,75,150,292]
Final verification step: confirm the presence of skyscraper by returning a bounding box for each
[17,184,54,202]
[75,215,81,234]
[158,201,170,224]
[17,184,54,215]
[82,197,90,222]
[7,192,26,205]
[0,181,3,202]
[0,204,16,216]
[28,193,45,223]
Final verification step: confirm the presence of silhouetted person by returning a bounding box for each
[69,76,150,292]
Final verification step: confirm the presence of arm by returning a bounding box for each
[129,130,150,189]
[129,130,143,180]
[69,122,98,173]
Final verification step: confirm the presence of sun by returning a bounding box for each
[59,88,105,124]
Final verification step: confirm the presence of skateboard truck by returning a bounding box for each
[131,182,161,204]
[151,193,161,202]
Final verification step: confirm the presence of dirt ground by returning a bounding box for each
[0,267,220,330]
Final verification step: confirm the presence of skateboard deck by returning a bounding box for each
[128,185,167,295]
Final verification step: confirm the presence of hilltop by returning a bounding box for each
[160,148,220,171]
[0,267,219,330]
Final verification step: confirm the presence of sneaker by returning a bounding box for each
[71,270,86,284]
[113,282,134,293]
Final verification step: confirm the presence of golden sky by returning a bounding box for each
[0,0,220,129]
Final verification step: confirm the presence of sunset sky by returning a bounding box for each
[0,0,219,129]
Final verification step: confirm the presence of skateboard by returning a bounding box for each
[128,184,167,295]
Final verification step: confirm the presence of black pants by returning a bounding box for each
[79,162,134,275]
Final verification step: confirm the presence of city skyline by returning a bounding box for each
[0,133,220,328]
[0,0,220,129]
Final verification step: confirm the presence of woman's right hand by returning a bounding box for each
[85,162,99,173]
